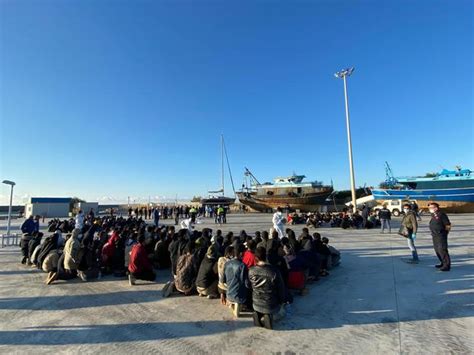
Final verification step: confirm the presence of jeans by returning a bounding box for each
[381,219,391,233]
[407,236,419,260]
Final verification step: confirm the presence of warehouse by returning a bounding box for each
[24,197,71,218]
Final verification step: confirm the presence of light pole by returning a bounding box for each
[2,180,16,238]
[335,67,357,213]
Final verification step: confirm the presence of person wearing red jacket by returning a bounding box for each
[128,235,156,285]
[242,240,257,269]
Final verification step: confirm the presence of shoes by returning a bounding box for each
[435,264,443,268]
[439,267,450,272]
[128,273,136,286]
[207,294,218,300]
[78,271,87,282]
[320,270,329,277]
[21,257,27,264]
[45,272,57,285]
[162,281,173,298]
[262,314,273,330]
[402,258,419,264]
[253,312,263,327]
[232,303,242,318]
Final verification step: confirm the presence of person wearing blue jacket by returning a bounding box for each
[20,215,40,264]
[223,245,250,318]
[21,215,40,234]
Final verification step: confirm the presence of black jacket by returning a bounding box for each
[195,257,217,289]
[378,208,391,220]
[248,263,285,314]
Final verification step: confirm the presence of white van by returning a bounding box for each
[373,199,416,217]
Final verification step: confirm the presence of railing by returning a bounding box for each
[1,233,20,248]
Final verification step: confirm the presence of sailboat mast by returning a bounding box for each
[221,134,225,196]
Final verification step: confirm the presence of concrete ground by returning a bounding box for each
[0,213,473,354]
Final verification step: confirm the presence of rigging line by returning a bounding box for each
[222,136,236,195]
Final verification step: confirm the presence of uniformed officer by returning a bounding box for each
[428,202,452,271]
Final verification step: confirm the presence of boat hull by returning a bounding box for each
[236,189,333,212]
[200,196,235,206]
[371,187,474,213]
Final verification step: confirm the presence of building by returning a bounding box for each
[75,202,99,214]
[24,197,72,218]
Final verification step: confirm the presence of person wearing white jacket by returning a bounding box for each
[272,207,286,239]
[75,210,85,230]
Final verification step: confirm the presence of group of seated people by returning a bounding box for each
[19,215,340,330]
[286,209,382,230]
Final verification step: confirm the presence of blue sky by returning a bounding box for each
[1,0,473,204]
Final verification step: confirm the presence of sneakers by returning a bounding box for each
[128,273,136,286]
[262,314,273,330]
[253,312,263,327]
[435,264,443,268]
[45,272,57,285]
[207,294,218,300]
[439,267,450,272]
[21,257,27,265]
[232,303,242,318]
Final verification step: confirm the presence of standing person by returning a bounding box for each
[361,204,370,229]
[21,215,40,235]
[153,207,160,227]
[412,201,422,221]
[378,204,392,234]
[75,210,85,230]
[87,208,95,221]
[248,247,286,330]
[428,202,452,271]
[399,204,419,264]
[272,207,286,239]
[20,215,40,264]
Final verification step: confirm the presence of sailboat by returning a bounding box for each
[200,135,236,206]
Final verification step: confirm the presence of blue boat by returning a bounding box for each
[371,166,474,212]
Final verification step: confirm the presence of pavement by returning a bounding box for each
[0,213,473,354]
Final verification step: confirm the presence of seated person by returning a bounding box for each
[313,233,330,277]
[248,247,286,330]
[128,234,156,285]
[322,237,341,269]
[218,246,234,304]
[223,245,250,317]
[47,230,81,285]
[196,245,219,299]
[242,240,257,268]
[174,242,199,296]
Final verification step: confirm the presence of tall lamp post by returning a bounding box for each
[335,67,357,213]
[2,180,16,238]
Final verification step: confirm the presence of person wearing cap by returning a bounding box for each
[428,202,452,271]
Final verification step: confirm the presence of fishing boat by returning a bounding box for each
[371,163,474,212]
[200,135,236,206]
[236,168,333,212]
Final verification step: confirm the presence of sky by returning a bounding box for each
[1,0,473,205]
